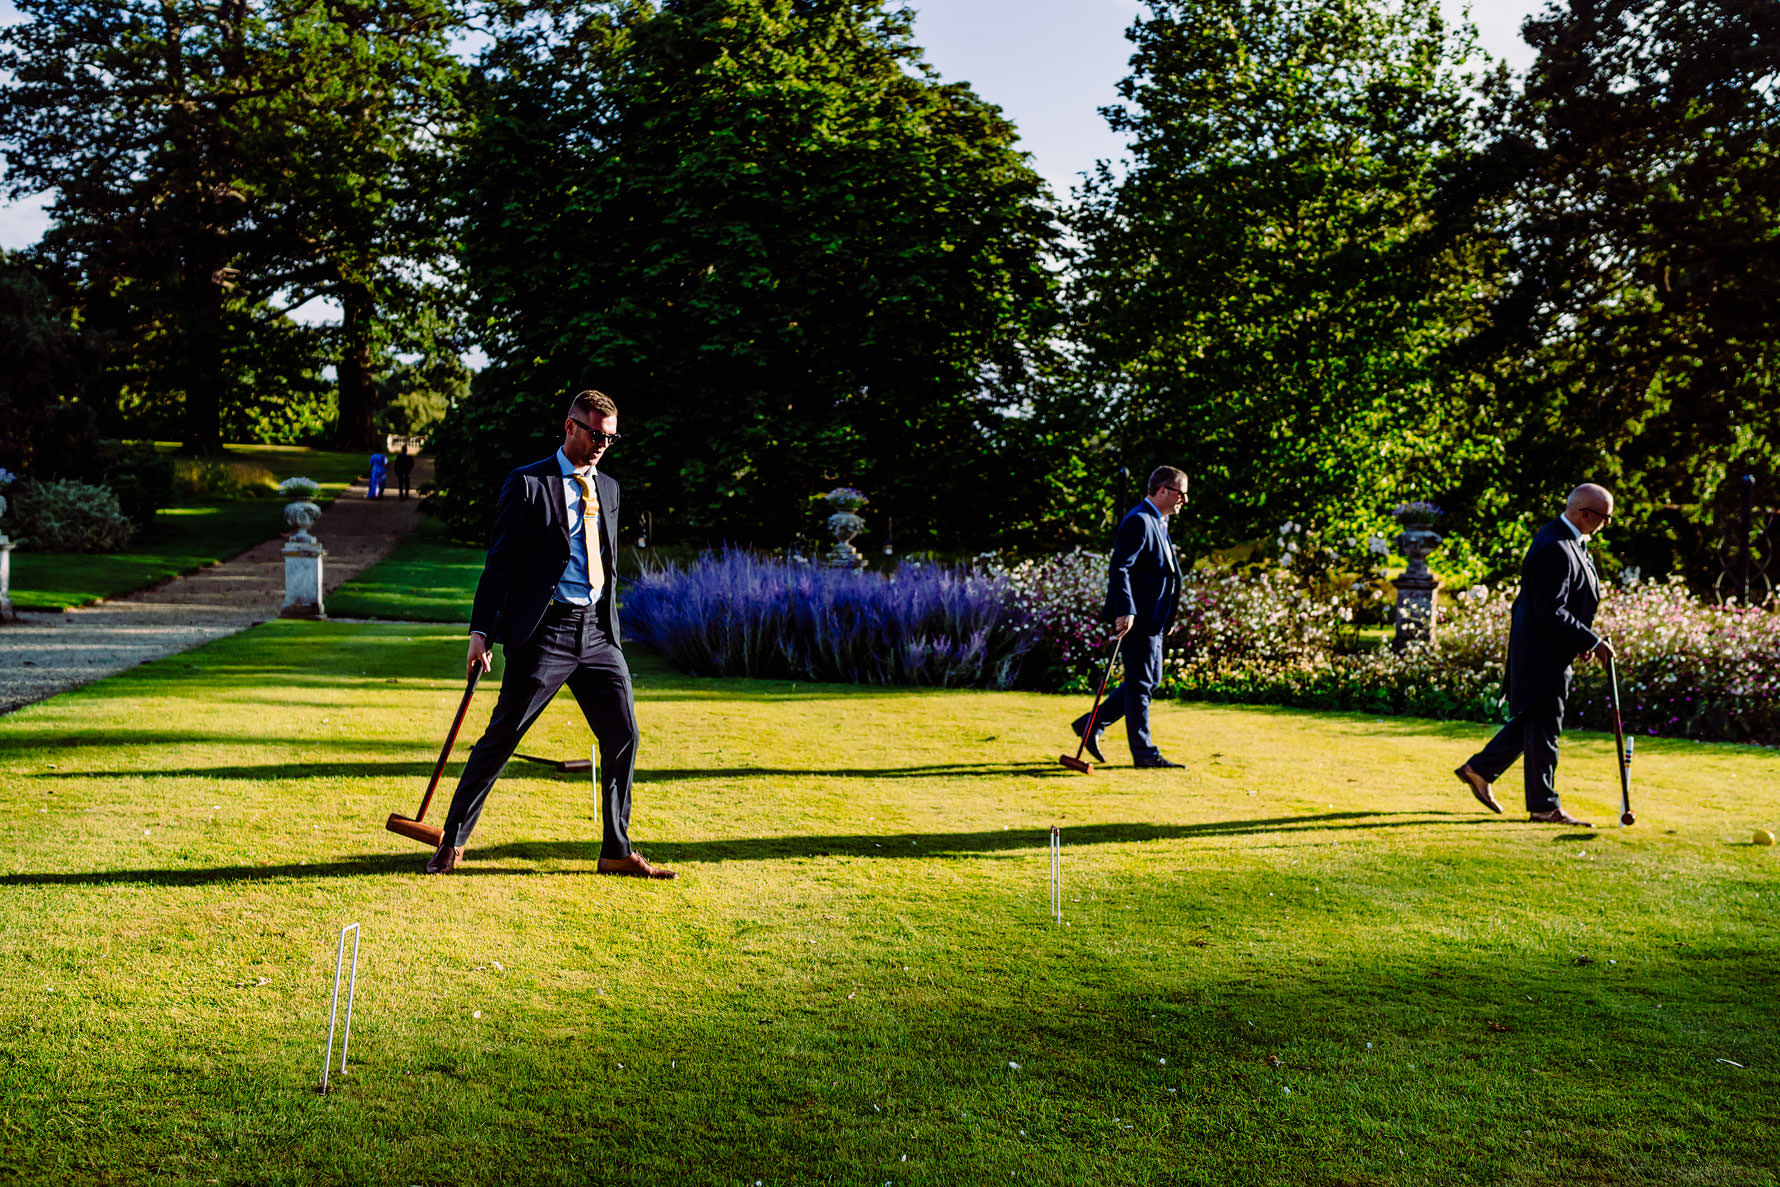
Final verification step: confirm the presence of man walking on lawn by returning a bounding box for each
[1070,465,1189,768]
[1456,483,1617,827]
[425,389,673,878]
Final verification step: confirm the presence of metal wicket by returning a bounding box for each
[320,923,360,1094]
[1049,826,1061,923]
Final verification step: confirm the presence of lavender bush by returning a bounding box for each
[621,548,1038,688]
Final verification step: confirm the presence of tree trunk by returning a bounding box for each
[334,281,379,449]
[180,237,227,456]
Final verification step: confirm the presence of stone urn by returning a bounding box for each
[279,476,323,543]
[277,477,326,617]
[822,486,868,569]
[1394,525,1442,585]
[1389,503,1444,650]
[284,499,322,544]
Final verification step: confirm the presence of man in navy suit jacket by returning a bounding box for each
[1456,483,1616,826]
[1072,466,1189,768]
[425,389,673,878]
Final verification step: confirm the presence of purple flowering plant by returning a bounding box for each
[621,547,1036,688]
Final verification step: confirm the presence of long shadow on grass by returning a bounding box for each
[0,811,1496,887]
[27,759,1069,782]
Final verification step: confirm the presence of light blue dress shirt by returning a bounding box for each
[552,448,599,605]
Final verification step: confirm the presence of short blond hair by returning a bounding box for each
[569,389,617,419]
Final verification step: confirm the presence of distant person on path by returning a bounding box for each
[393,445,415,500]
[367,450,387,499]
[1070,465,1189,769]
[1456,483,1616,827]
[426,389,672,879]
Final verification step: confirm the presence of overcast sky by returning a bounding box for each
[0,0,1545,251]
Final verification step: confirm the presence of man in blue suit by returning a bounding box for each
[1071,466,1189,768]
[425,389,674,878]
[1456,483,1616,826]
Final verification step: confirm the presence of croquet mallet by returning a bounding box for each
[1060,632,1126,774]
[386,667,481,846]
[1604,650,1635,827]
[513,753,594,773]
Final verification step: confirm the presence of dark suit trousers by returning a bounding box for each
[440,603,638,857]
[1468,690,1565,813]
[1083,632,1165,761]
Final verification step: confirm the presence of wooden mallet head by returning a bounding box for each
[386,813,443,847]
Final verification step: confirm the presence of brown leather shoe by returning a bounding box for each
[1528,807,1594,827]
[596,851,677,880]
[424,843,465,875]
[1455,763,1502,814]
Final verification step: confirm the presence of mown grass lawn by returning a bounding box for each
[324,518,485,622]
[1,621,1776,1185]
[9,444,370,612]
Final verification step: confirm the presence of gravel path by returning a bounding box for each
[0,459,437,715]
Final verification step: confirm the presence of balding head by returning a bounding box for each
[1565,483,1615,534]
[1567,484,1613,516]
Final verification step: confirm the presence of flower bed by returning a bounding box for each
[621,548,1037,688]
[1001,555,1779,746]
[1164,578,1780,744]
[628,546,1777,745]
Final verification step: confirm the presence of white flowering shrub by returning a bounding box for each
[1158,573,1778,745]
[9,479,135,552]
[991,548,1113,688]
[997,550,1357,693]
[1004,549,1777,744]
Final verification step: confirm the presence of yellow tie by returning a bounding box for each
[572,473,604,598]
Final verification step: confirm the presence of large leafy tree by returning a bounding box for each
[0,0,266,454]
[436,0,1062,547]
[0,0,492,452]
[1068,0,1491,557]
[1458,0,1780,585]
[247,0,476,449]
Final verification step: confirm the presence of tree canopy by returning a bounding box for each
[1067,0,1491,557]
[0,0,479,453]
[1,0,1775,590]
[1453,0,1780,583]
[433,0,1063,547]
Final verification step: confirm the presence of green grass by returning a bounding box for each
[2,622,1777,1184]
[326,517,485,621]
[8,445,370,611]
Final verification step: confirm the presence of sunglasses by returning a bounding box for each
[568,420,621,448]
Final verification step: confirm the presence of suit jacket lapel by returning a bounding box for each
[551,471,572,548]
[1571,535,1598,598]
[597,472,616,562]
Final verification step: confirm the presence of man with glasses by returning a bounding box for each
[1071,465,1190,769]
[425,389,674,878]
[1456,483,1617,826]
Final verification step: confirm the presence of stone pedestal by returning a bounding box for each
[282,540,327,618]
[1391,526,1442,651]
[0,533,14,622]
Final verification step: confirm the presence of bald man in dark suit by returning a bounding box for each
[1456,483,1617,827]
